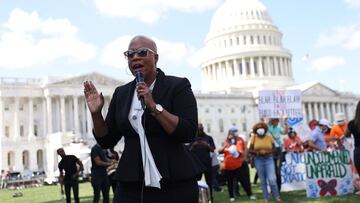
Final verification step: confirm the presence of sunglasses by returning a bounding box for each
[123,48,155,59]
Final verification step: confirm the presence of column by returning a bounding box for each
[225,60,231,78]
[13,97,19,141]
[73,96,80,135]
[267,56,272,76]
[283,58,288,76]
[60,96,66,134]
[336,103,341,113]
[279,57,284,76]
[308,102,314,121]
[28,98,34,140]
[274,57,279,76]
[258,57,264,77]
[233,59,240,77]
[46,96,53,134]
[42,99,47,136]
[288,59,293,77]
[241,58,247,77]
[314,102,319,120]
[86,103,92,138]
[319,103,325,119]
[250,57,255,77]
[326,102,331,121]
[331,103,337,121]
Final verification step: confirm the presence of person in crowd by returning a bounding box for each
[247,131,258,185]
[84,35,203,203]
[105,147,119,194]
[329,112,349,149]
[267,118,288,191]
[189,123,215,202]
[308,119,318,131]
[57,148,84,203]
[248,122,282,203]
[345,101,360,195]
[219,128,256,202]
[308,119,331,152]
[91,144,113,203]
[284,128,303,153]
[1,169,9,189]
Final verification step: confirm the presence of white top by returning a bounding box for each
[128,80,162,188]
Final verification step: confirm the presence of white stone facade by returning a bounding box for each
[0,0,359,177]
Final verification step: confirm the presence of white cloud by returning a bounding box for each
[315,25,360,50]
[311,56,345,72]
[101,35,193,69]
[94,0,221,24]
[345,0,360,8]
[0,9,97,69]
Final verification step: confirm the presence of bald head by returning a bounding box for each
[129,35,157,53]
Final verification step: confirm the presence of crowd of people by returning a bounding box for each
[53,35,360,203]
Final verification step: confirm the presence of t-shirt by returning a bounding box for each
[268,125,283,148]
[251,134,274,152]
[223,137,246,170]
[348,120,360,147]
[284,136,302,152]
[330,122,348,138]
[310,126,327,150]
[58,155,79,180]
[91,145,107,176]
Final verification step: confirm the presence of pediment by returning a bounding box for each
[302,83,338,97]
[51,72,124,86]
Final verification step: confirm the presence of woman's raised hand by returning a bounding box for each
[83,81,104,114]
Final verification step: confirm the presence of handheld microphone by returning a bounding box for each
[135,71,146,110]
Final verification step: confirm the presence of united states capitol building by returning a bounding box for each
[0,0,358,178]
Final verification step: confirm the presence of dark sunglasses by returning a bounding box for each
[123,48,155,59]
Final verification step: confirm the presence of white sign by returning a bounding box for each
[281,152,306,191]
[258,90,302,118]
[287,117,312,141]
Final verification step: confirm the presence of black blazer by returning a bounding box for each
[95,69,204,182]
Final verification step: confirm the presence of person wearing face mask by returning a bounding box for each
[284,128,303,153]
[308,118,331,152]
[219,128,255,202]
[249,122,282,203]
[329,112,348,149]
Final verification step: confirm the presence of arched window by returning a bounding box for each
[219,119,224,133]
[7,151,15,169]
[37,150,44,170]
[23,150,30,169]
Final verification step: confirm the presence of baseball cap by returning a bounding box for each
[318,118,332,128]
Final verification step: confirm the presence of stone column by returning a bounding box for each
[319,103,325,119]
[314,102,319,120]
[13,97,19,141]
[279,57,284,76]
[258,57,264,77]
[28,98,34,140]
[283,58,288,76]
[73,96,80,135]
[86,103,92,138]
[336,103,341,114]
[60,96,66,134]
[0,98,3,169]
[302,103,307,123]
[46,96,53,134]
[241,58,247,77]
[267,56,272,76]
[250,57,255,77]
[308,102,314,121]
[233,59,239,77]
[331,103,337,121]
[326,103,332,121]
[274,57,279,76]
[42,99,47,136]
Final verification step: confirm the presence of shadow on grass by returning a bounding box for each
[43,196,113,203]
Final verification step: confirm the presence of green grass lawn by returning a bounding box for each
[0,182,358,203]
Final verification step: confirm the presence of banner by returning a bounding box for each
[258,90,302,118]
[287,117,312,141]
[304,150,353,198]
[281,152,306,191]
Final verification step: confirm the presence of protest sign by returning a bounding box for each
[287,117,311,141]
[258,90,302,118]
[281,152,306,191]
[304,150,353,198]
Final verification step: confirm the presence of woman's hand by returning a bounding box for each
[83,81,104,114]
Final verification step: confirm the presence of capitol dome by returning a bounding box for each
[200,0,294,93]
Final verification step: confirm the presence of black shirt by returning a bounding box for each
[348,120,360,147]
[190,133,216,167]
[58,155,79,180]
[91,145,107,176]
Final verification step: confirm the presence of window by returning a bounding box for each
[206,123,211,133]
[4,104,9,111]
[243,36,247,45]
[219,119,224,133]
[34,124,38,136]
[20,125,24,137]
[250,36,254,44]
[231,108,235,113]
[19,104,23,111]
[33,104,37,111]
[218,108,222,113]
[242,122,247,132]
[5,126,9,137]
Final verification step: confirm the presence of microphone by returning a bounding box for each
[135,71,146,110]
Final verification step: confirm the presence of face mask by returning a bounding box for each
[256,128,265,136]
[337,121,345,125]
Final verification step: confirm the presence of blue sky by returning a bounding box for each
[0,0,360,94]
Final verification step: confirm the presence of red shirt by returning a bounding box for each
[223,137,246,170]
